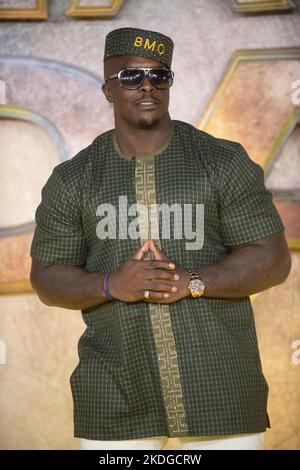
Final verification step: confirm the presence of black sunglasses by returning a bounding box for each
[105,67,174,90]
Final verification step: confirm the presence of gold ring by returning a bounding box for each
[144,290,150,299]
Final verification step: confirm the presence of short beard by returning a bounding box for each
[136,116,160,130]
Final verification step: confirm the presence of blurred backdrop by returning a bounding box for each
[0,0,299,450]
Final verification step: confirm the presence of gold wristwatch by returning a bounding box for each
[188,270,205,297]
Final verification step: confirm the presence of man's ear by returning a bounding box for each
[101,82,114,103]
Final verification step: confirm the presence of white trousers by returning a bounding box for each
[80,432,265,450]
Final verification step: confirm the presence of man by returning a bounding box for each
[30,27,291,450]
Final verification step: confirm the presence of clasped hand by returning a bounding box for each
[108,240,190,303]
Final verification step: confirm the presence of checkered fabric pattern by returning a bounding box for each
[30,120,284,440]
[104,27,174,68]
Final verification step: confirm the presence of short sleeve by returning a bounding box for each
[30,167,87,265]
[219,143,285,246]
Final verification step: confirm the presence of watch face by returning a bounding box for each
[190,279,204,297]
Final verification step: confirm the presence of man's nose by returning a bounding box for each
[140,75,154,92]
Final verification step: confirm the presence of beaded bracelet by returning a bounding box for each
[103,271,114,301]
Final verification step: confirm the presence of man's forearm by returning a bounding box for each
[31,264,108,310]
[196,243,291,298]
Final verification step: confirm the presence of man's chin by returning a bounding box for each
[136,116,160,130]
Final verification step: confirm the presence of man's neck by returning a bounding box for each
[114,115,173,157]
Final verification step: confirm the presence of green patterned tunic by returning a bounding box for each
[30,120,284,440]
